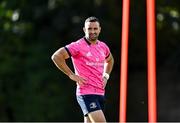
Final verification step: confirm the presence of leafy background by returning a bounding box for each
[0,0,180,122]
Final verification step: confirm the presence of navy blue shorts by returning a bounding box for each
[76,94,105,116]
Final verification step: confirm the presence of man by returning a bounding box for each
[51,16,114,122]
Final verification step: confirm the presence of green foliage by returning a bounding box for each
[0,0,121,121]
[0,0,180,122]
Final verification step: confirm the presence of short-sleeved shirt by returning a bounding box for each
[65,37,110,95]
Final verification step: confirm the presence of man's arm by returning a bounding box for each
[102,53,114,88]
[104,53,114,75]
[51,47,86,85]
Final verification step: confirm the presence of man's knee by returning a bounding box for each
[84,116,91,123]
[88,110,106,122]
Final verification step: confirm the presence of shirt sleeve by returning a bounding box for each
[65,41,80,57]
[104,43,110,59]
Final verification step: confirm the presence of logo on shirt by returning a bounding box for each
[100,51,106,57]
[89,102,97,109]
[96,58,99,61]
[86,52,92,57]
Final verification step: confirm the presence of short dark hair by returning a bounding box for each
[84,16,100,25]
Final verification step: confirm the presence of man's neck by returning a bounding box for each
[84,37,97,44]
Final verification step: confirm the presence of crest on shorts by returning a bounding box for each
[89,102,97,109]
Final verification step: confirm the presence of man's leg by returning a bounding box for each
[88,110,106,122]
[84,116,91,123]
[76,95,106,122]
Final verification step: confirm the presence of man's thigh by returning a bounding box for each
[76,95,105,116]
[88,110,106,122]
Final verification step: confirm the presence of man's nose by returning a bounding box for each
[90,29,95,33]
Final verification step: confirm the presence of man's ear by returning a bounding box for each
[83,27,86,33]
[99,27,101,32]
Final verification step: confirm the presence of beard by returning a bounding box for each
[87,33,99,41]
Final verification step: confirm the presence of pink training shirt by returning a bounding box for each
[65,37,110,95]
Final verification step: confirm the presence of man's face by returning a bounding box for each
[83,21,101,42]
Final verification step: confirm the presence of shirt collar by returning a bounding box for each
[83,37,98,45]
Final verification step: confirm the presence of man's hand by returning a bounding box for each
[102,77,108,89]
[102,73,109,89]
[69,74,86,86]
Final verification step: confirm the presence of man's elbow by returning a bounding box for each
[110,58,114,66]
[112,56,114,63]
[51,53,60,62]
[51,54,55,61]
